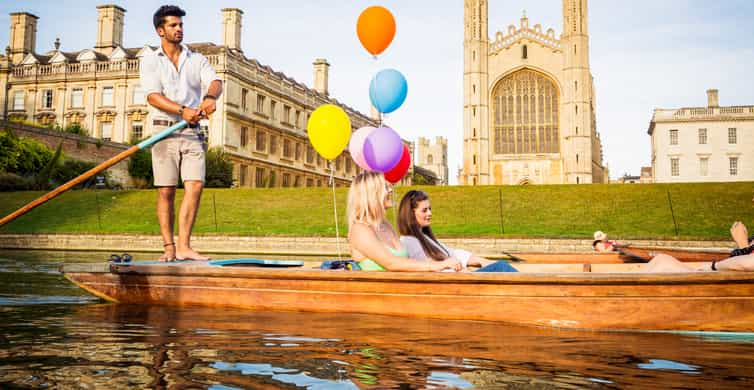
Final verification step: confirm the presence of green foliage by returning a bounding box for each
[0,131,98,191]
[28,142,64,190]
[412,171,433,185]
[128,148,154,188]
[62,123,88,137]
[0,130,54,176]
[0,172,30,192]
[53,159,96,187]
[205,147,233,188]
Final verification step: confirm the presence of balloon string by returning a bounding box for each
[330,161,342,261]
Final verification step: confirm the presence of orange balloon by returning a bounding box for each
[356,6,396,56]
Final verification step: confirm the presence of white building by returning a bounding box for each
[648,89,753,183]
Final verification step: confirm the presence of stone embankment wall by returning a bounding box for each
[1,120,133,187]
[0,234,732,256]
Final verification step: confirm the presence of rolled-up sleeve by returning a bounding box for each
[139,52,162,96]
[199,55,221,92]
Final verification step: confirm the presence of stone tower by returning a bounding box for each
[560,0,594,184]
[222,8,243,52]
[95,5,126,55]
[463,0,489,185]
[417,136,449,185]
[8,12,38,64]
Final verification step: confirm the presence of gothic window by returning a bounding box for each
[492,69,559,154]
[522,45,527,59]
[428,155,433,164]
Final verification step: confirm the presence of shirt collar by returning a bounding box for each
[156,43,191,57]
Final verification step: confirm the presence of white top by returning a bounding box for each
[139,44,221,122]
[400,235,472,269]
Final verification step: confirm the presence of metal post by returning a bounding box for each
[666,189,679,236]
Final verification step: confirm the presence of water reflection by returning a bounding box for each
[1,304,754,388]
[1,249,754,388]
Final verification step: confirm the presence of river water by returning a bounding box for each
[1,249,753,389]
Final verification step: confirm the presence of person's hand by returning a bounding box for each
[731,221,749,249]
[199,97,217,117]
[181,107,202,124]
[432,258,461,272]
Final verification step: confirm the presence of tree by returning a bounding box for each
[128,148,154,188]
[205,147,233,188]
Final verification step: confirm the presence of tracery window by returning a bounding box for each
[492,69,559,154]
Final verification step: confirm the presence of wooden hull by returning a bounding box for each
[62,262,754,332]
[617,246,729,262]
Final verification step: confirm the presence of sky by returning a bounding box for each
[1,0,753,183]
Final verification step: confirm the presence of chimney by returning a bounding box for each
[221,8,243,52]
[370,105,381,122]
[706,89,719,108]
[95,5,126,55]
[9,12,38,64]
[313,58,330,96]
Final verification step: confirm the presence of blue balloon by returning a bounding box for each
[369,69,408,114]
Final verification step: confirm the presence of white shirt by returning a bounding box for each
[400,235,473,268]
[139,44,220,122]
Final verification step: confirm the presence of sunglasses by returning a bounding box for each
[109,253,133,263]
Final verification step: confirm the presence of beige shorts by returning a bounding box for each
[151,127,207,186]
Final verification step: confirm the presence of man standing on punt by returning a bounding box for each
[140,5,223,261]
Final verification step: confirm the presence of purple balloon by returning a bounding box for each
[363,127,403,172]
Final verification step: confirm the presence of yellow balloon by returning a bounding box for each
[307,104,352,160]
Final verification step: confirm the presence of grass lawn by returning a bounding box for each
[0,182,752,240]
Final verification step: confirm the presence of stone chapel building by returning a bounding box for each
[460,0,608,185]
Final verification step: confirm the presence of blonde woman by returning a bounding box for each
[347,172,461,272]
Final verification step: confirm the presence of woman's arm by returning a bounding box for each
[715,253,754,271]
[466,255,495,268]
[351,224,459,272]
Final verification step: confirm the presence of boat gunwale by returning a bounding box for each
[58,262,754,286]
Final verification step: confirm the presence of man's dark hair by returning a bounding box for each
[153,5,186,29]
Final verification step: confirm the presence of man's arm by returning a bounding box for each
[198,80,223,117]
[147,93,203,124]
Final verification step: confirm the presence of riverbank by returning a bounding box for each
[1,182,752,240]
[0,233,733,257]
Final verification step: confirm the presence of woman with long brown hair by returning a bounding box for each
[397,190,517,272]
[347,172,461,272]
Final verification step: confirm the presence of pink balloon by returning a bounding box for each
[349,126,376,171]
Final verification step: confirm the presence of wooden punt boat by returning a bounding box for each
[62,259,754,332]
[616,246,730,262]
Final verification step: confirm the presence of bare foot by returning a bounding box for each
[731,221,749,248]
[176,247,211,261]
[160,243,176,262]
